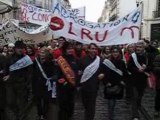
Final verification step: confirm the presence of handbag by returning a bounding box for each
[104,85,122,96]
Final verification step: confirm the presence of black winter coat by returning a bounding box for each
[102,58,128,99]
[153,54,160,89]
[127,53,148,88]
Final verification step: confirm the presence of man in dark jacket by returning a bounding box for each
[4,41,33,120]
[57,42,79,120]
[128,41,149,120]
[0,54,7,120]
[79,43,103,120]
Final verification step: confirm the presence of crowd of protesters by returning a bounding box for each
[0,37,160,120]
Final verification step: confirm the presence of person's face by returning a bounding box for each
[83,44,88,51]
[26,47,33,55]
[15,48,24,55]
[50,40,57,49]
[136,44,145,54]
[75,44,82,51]
[8,47,14,55]
[39,49,46,60]
[128,45,135,53]
[152,42,158,48]
[3,47,8,53]
[8,46,13,51]
[58,39,65,48]
[89,45,97,56]
[0,45,3,53]
[66,46,73,55]
[111,49,120,59]
[104,47,110,54]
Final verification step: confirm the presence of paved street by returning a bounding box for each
[25,86,157,120]
[73,87,155,120]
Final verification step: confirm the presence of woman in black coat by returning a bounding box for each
[32,47,59,120]
[102,46,127,120]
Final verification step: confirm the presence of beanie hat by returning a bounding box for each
[14,41,25,48]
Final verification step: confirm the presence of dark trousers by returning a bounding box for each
[36,97,49,118]
[81,90,97,120]
[5,83,28,120]
[155,88,160,112]
[0,109,5,120]
[125,76,132,101]
[0,82,6,120]
[108,99,116,120]
[58,87,75,120]
[131,86,145,118]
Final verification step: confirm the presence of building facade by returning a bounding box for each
[99,0,160,41]
[98,0,110,23]
[0,0,71,24]
[140,0,160,41]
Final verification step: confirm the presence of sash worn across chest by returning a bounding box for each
[80,56,100,83]
[131,52,145,70]
[9,55,33,72]
[103,59,123,76]
[35,58,56,98]
[57,56,76,86]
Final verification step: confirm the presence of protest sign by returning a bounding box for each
[50,2,142,46]
[20,3,52,25]
[0,20,52,45]
[20,2,85,25]
[68,7,85,20]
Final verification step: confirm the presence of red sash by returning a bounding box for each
[57,56,76,86]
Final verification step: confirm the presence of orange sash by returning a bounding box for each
[57,56,76,86]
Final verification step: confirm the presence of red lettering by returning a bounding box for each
[81,28,93,40]
[121,26,139,39]
[95,30,108,42]
[21,8,29,21]
[68,22,77,36]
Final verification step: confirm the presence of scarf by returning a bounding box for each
[103,59,123,76]
[57,56,76,86]
[35,58,56,98]
[131,52,144,70]
[9,55,33,71]
[80,56,100,83]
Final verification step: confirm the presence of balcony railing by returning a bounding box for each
[153,10,160,18]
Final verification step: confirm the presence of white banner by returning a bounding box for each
[0,20,52,45]
[68,7,85,20]
[50,3,142,46]
[20,2,52,25]
[0,0,13,7]
[20,3,85,25]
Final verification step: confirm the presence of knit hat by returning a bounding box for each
[14,41,25,48]
[8,43,15,47]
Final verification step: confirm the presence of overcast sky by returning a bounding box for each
[69,0,106,22]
